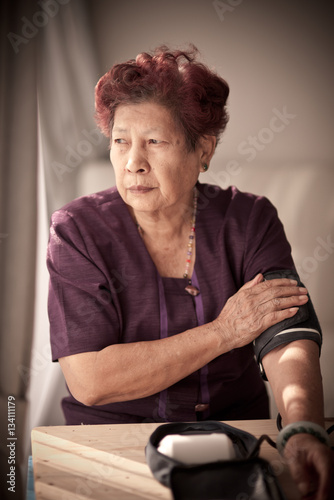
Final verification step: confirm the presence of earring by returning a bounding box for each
[203,163,208,172]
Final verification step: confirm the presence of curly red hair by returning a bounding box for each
[95,45,229,149]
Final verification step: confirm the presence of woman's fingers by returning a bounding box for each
[257,287,308,312]
[217,277,309,350]
[247,277,302,297]
[243,280,309,327]
[254,302,301,333]
[284,434,334,500]
[239,275,297,292]
[240,279,308,311]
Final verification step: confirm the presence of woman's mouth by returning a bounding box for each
[128,185,155,194]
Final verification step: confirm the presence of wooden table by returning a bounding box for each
[31,418,334,500]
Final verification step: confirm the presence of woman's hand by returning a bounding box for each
[283,433,334,499]
[213,273,309,351]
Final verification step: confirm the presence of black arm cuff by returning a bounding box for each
[253,270,322,380]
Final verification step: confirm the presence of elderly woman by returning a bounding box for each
[47,47,333,498]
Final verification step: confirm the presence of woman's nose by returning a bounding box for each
[126,147,150,173]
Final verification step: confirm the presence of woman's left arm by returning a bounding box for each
[263,339,334,499]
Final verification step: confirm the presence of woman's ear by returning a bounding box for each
[198,135,216,172]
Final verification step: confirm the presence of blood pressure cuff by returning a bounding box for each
[146,421,287,500]
[253,269,322,380]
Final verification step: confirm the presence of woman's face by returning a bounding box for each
[109,101,205,217]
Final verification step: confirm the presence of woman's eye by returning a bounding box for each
[148,139,162,144]
[114,138,126,144]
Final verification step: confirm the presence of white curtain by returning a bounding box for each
[0,1,38,498]
[29,0,106,437]
[37,0,106,217]
[0,1,107,496]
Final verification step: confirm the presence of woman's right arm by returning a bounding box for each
[59,274,308,406]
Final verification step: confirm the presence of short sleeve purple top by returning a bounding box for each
[47,182,294,424]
